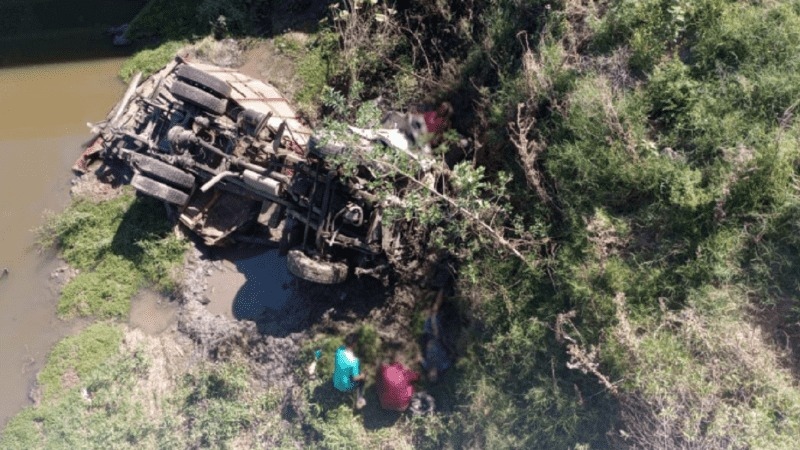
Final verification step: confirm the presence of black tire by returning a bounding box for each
[130,153,195,189]
[176,64,232,98]
[170,80,228,115]
[130,173,189,206]
[286,250,348,284]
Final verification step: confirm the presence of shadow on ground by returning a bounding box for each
[305,378,403,430]
[201,243,394,338]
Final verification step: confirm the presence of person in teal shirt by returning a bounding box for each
[333,333,366,408]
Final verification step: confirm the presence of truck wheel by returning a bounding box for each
[175,64,232,98]
[286,250,348,284]
[170,80,227,115]
[131,173,189,206]
[130,153,195,189]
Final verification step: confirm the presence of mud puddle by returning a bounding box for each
[129,289,179,336]
[205,248,295,321]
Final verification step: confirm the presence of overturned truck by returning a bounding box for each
[78,57,434,284]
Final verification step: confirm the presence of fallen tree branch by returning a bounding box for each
[556,309,620,396]
[380,159,539,274]
[510,102,552,205]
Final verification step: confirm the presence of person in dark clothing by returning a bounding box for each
[421,289,453,383]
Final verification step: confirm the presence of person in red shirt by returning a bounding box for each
[377,358,420,412]
[422,102,453,147]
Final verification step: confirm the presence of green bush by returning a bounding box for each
[295,30,340,113]
[355,324,380,366]
[125,0,205,42]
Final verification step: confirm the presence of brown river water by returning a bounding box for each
[0,59,127,427]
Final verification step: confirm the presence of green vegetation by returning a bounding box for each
[119,41,186,82]
[9,0,800,447]
[36,323,124,401]
[0,323,149,449]
[294,0,800,447]
[163,361,281,449]
[120,0,274,82]
[40,190,186,318]
[1,327,278,449]
[295,31,340,113]
[125,0,272,44]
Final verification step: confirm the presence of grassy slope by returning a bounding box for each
[0,192,190,447]
[290,0,800,447]
[442,0,800,448]
[0,189,293,449]
[0,324,283,449]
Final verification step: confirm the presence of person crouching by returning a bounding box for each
[377,356,420,412]
[333,332,367,409]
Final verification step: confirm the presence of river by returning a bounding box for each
[0,59,128,427]
[0,0,146,427]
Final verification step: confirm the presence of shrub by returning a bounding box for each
[355,324,380,366]
[608,289,800,448]
[295,31,340,113]
[125,0,205,42]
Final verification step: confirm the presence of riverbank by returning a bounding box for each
[2,168,434,449]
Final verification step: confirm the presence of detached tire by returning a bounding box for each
[170,80,227,115]
[130,153,195,189]
[176,64,231,98]
[286,250,348,284]
[131,173,189,206]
